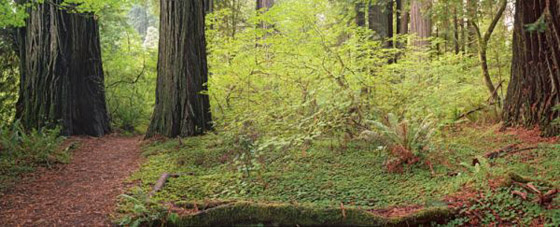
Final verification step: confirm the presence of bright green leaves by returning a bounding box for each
[62,0,122,14]
[0,0,28,27]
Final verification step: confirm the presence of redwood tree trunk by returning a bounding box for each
[368,0,393,44]
[503,0,560,136]
[147,0,212,138]
[409,0,432,47]
[16,1,110,137]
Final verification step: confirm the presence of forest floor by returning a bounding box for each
[0,135,143,226]
[117,124,560,225]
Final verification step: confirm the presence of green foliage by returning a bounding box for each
[130,135,470,210]
[116,188,173,227]
[362,114,435,155]
[0,30,18,123]
[0,121,67,192]
[99,2,157,133]
[0,0,27,27]
[206,0,499,156]
[448,185,553,226]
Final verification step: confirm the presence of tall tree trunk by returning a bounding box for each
[503,0,560,136]
[355,2,366,27]
[454,8,460,54]
[397,0,409,35]
[256,0,274,11]
[466,0,477,55]
[256,0,274,29]
[205,0,214,14]
[368,0,393,44]
[147,0,212,138]
[409,0,432,47]
[16,1,110,137]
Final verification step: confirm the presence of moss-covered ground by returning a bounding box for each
[117,124,560,226]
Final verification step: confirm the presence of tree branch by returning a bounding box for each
[482,0,507,46]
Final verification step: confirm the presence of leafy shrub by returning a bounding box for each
[0,121,67,191]
[360,113,435,172]
[116,188,176,227]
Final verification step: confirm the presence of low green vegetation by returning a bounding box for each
[117,124,560,225]
[0,121,69,192]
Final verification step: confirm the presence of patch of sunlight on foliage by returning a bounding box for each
[100,2,157,134]
[206,0,493,157]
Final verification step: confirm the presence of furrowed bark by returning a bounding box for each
[503,0,560,136]
[16,0,110,137]
[147,0,212,138]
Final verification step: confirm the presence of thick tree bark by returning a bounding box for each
[503,0,560,136]
[409,0,432,47]
[16,1,110,137]
[147,0,212,138]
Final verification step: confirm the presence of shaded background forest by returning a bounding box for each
[1,0,514,138]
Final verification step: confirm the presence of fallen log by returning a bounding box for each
[474,144,539,164]
[164,201,455,226]
[149,172,194,197]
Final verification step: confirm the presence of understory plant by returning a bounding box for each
[116,188,177,227]
[361,113,436,172]
[0,121,67,191]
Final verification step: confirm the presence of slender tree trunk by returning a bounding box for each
[503,0,560,136]
[471,0,507,100]
[147,0,212,138]
[409,0,431,47]
[466,0,477,55]
[205,0,214,14]
[454,8,460,54]
[355,2,366,27]
[16,0,110,136]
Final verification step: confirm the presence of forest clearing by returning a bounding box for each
[1,0,560,226]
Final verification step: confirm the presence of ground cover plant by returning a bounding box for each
[1,0,559,225]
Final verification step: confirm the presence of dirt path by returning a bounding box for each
[0,135,144,226]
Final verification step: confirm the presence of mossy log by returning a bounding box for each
[503,172,556,188]
[167,202,454,226]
